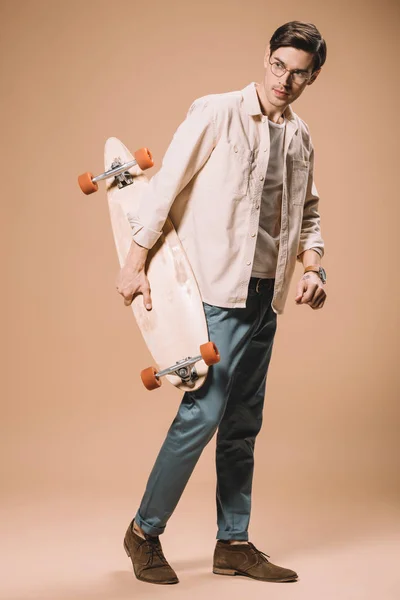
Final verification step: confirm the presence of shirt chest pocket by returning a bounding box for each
[213,140,253,197]
[289,159,310,206]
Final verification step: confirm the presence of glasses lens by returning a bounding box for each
[294,72,308,83]
[271,62,284,77]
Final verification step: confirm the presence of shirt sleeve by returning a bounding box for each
[127,98,217,249]
[296,143,325,261]
[311,247,323,257]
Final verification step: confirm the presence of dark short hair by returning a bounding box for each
[269,21,327,73]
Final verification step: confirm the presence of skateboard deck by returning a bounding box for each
[101,137,217,391]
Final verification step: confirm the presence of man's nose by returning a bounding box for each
[279,71,292,87]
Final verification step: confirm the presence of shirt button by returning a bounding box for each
[262,116,266,123]
[259,175,264,181]
[256,204,260,209]
[251,233,256,237]
[246,261,251,266]
[234,145,238,153]
[264,148,268,152]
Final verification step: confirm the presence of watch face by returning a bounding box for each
[319,267,327,283]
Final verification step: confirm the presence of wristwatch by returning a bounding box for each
[303,265,327,284]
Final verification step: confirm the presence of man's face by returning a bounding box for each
[263,46,321,108]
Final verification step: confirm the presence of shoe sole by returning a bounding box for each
[213,567,298,582]
[124,539,179,585]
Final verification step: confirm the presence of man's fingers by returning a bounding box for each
[116,283,151,310]
[295,280,307,301]
[142,281,152,311]
[310,291,326,309]
[301,284,318,303]
[124,294,134,306]
[295,274,327,309]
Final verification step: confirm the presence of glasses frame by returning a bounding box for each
[268,55,313,85]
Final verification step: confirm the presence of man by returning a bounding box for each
[117,20,327,585]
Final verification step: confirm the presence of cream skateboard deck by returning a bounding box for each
[78,137,220,391]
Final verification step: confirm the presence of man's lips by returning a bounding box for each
[273,88,289,96]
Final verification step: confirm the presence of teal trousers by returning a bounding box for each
[135,277,277,540]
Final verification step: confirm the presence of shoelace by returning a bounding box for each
[247,542,270,563]
[142,534,168,564]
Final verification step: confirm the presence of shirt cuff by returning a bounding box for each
[310,247,323,258]
[127,214,162,249]
[297,246,324,261]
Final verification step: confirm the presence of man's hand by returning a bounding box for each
[115,240,152,310]
[295,272,326,310]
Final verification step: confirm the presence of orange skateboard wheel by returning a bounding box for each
[134,147,154,170]
[141,366,162,390]
[200,341,220,366]
[78,172,98,195]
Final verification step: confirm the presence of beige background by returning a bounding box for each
[1,0,399,598]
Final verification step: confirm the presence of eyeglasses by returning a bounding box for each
[268,56,312,85]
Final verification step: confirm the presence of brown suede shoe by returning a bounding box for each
[213,541,298,582]
[123,520,179,585]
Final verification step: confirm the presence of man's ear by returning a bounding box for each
[308,67,322,85]
[263,47,271,68]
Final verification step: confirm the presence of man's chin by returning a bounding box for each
[267,94,285,108]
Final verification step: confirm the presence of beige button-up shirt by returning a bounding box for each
[128,81,325,315]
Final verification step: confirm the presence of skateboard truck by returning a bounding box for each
[77,147,154,195]
[141,341,220,391]
[159,357,200,387]
[111,158,134,189]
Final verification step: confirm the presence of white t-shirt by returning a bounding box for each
[251,116,286,278]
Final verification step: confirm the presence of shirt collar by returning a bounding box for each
[242,81,295,122]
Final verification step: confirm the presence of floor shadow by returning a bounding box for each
[7,562,217,600]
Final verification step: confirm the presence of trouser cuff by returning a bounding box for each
[216,530,249,541]
[134,511,166,537]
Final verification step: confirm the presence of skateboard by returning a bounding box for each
[78,137,220,391]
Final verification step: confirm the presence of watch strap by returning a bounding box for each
[303,265,326,284]
[304,266,320,275]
